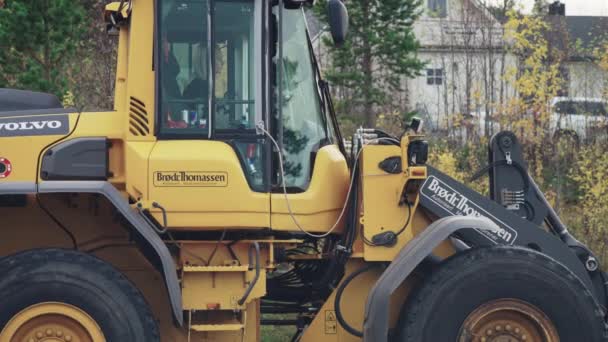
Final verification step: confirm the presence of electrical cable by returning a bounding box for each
[238,242,261,305]
[256,121,399,239]
[334,264,377,337]
[393,202,412,236]
[470,159,530,192]
[361,202,412,247]
[35,194,78,250]
[34,108,83,251]
[206,229,227,265]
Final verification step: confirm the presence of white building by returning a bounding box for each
[553,15,608,99]
[406,0,517,135]
[308,1,608,137]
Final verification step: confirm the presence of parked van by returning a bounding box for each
[549,97,608,141]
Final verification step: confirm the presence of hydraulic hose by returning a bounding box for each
[238,242,261,305]
[334,264,377,337]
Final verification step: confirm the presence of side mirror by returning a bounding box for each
[104,1,131,35]
[327,0,348,47]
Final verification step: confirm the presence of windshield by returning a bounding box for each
[158,0,256,136]
[275,8,333,190]
[554,101,608,116]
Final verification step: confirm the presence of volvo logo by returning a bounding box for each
[0,115,69,137]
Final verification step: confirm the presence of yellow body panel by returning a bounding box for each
[300,259,416,342]
[73,111,124,139]
[148,140,270,228]
[360,145,416,261]
[360,143,455,261]
[271,144,349,233]
[125,141,155,199]
[124,0,156,140]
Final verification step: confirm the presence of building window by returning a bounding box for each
[426,68,443,85]
[428,0,447,18]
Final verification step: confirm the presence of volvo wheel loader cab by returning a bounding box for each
[0,0,607,341]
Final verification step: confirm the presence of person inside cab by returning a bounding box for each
[161,1,209,130]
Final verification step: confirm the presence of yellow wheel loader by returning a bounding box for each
[0,0,606,341]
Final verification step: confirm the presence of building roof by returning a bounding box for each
[547,15,608,59]
[565,16,608,51]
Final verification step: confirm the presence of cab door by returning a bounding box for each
[148,0,269,230]
[148,140,269,229]
[269,7,350,234]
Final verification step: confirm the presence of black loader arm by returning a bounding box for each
[364,131,606,342]
[419,131,607,309]
[420,167,595,292]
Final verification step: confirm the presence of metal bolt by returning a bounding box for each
[586,256,599,271]
[46,329,53,336]
[36,332,43,339]
[65,335,72,342]
[496,325,502,331]
[515,327,521,334]
[56,330,63,337]
[522,335,528,340]
[487,329,493,336]
[506,324,512,331]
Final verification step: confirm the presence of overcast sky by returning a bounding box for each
[488,0,608,16]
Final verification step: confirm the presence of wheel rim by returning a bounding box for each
[459,299,559,342]
[0,302,106,342]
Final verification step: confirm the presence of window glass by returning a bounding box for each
[214,1,256,130]
[426,68,443,85]
[428,0,447,18]
[159,0,210,134]
[277,9,329,190]
[234,140,265,191]
[158,0,256,135]
[554,101,608,116]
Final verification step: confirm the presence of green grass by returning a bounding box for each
[261,325,296,342]
[260,314,297,342]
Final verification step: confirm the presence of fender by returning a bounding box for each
[363,216,499,342]
[1,181,184,326]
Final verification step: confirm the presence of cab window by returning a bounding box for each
[276,8,333,190]
[158,0,256,136]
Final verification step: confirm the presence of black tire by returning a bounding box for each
[0,248,159,342]
[398,246,606,342]
[553,129,579,146]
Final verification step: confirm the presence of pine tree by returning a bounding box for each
[315,0,425,127]
[0,0,86,98]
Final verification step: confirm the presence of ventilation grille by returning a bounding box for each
[129,97,150,136]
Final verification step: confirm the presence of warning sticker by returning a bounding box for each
[0,158,12,179]
[324,310,337,334]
